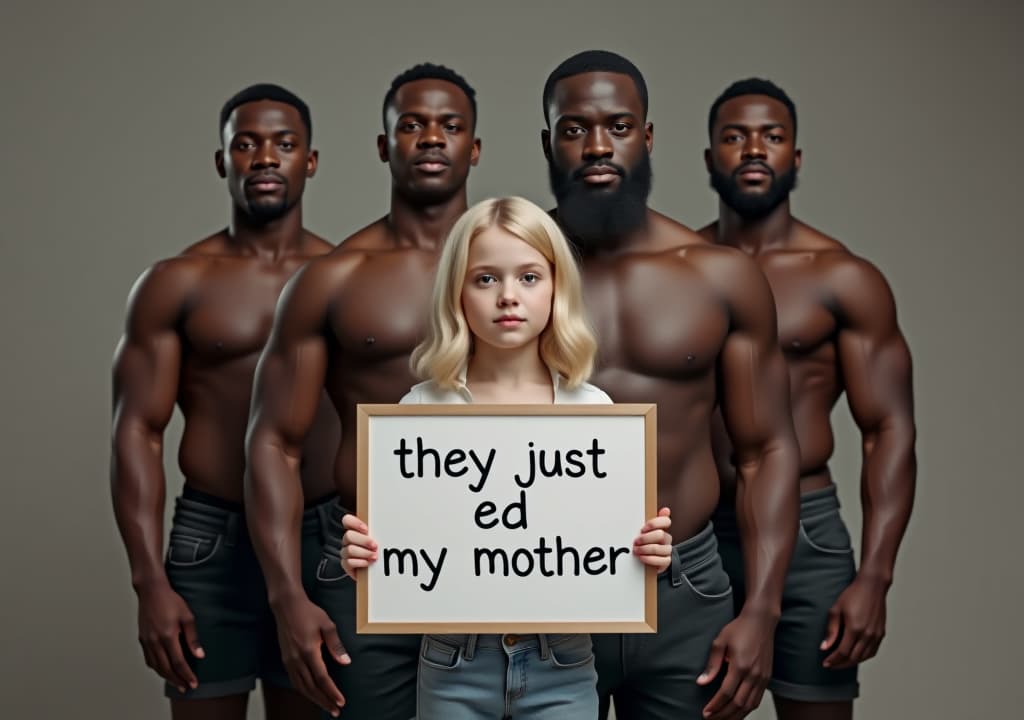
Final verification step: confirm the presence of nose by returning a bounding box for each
[741,134,766,161]
[497,283,519,307]
[417,121,446,149]
[582,126,613,162]
[252,139,280,169]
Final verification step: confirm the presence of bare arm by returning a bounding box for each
[245,261,332,606]
[111,260,203,691]
[717,251,800,620]
[244,258,348,715]
[837,257,915,584]
[700,250,800,719]
[822,255,916,667]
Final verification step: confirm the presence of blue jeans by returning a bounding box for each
[416,633,598,719]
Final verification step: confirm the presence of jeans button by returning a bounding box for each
[504,634,518,647]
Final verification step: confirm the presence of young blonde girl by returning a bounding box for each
[340,197,672,719]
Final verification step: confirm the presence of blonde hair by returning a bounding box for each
[411,196,597,389]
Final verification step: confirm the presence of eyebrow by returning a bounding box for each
[719,123,786,133]
[557,111,637,125]
[231,129,301,139]
[397,111,467,121]
[468,262,547,273]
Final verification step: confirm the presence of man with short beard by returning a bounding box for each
[244,64,482,719]
[111,84,337,720]
[542,51,801,720]
[699,78,916,720]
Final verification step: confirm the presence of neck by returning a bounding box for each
[228,203,307,258]
[387,187,469,251]
[715,198,794,254]
[466,340,549,388]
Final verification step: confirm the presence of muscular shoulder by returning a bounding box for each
[334,217,393,253]
[648,209,708,250]
[122,253,209,329]
[302,230,335,256]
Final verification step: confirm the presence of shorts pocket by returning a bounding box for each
[680,554,733,600]
[315,552,352,583]
[547,634,594,669]
[420,635,462,671]
[166,530,222,568]
[800,511,853,555]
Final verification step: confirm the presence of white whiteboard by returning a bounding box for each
[355,404,657,633]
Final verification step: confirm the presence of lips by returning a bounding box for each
[736,163,772,180]
[494,315,525,327]
[576,163,623,186]
[246,173,285,191]
[414,154,451,173]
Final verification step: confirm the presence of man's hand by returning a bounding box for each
[822,574,889,669]
[272,594,350,717]
[136,581,204,694]
[698,610,777,719]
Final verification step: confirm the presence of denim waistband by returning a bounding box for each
[712,484,841,537]
[428,632,582,661]
[174,490,336,546]
[666,522,719,588]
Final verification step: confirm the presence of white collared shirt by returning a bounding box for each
[400,365,612,405]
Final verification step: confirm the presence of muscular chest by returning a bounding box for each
[328,253,437,361]
[183,262,303,362]
[582,258,728,378]
[758,258,837,355]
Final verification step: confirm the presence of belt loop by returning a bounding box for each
[670,545,682,587]
[464,634,477,661]
[224,513,239,548]
[538,634,550,660]
[317,501,331,542]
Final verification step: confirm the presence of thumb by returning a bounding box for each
[658,506,671,518]
[323,625,351,666]
[697,638,725,685]
[821,604,841,651]
[182,615,205,659]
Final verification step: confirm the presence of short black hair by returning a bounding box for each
[219,83,312,144]
[382,63,477,130]
[542,50,649,126]
[708,78,797,140]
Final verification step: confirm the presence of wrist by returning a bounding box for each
[738,601,781,626]
[132,572,171,596]
[855,568,893,590]
[268,585,309,612]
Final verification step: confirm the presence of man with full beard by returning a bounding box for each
[699,78,916,720]
[111,84,337,720]
[542,51,801,720]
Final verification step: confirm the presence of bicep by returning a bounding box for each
[111,271,184,435]
[716,265,793,462]
[248,272,332,450]
[836,272,914,433]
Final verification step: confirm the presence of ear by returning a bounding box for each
[215,149,226,178]
[541,128,552,162]
[470,137,481,167]
[703,148,712,173]
[794,148,802,172]
[377,134,388,163]
[645,122,654,154]
[306,149,319,178]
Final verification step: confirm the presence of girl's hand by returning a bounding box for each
[633,507,672,573]
[340,513,379,580]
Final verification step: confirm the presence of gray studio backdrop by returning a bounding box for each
[2,1,1021,718]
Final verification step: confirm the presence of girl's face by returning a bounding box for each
[461,226,554,353]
